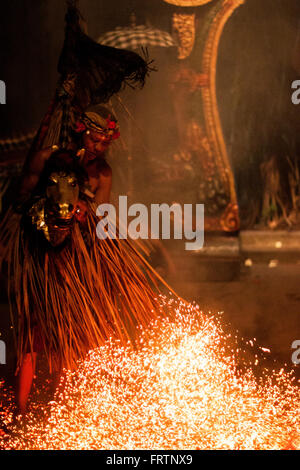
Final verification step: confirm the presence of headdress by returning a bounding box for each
[31,0,152,151]
[74,110,120,141]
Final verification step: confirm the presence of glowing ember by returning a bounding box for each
[1,298,299,450]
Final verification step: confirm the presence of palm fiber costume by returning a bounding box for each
[0,2,167,372]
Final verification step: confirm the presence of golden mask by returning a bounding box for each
[29,171,80,247]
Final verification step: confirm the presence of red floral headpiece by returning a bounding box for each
[74,114,120,141]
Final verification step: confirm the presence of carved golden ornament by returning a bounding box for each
[186,121,204,151]
[220,203,240,232]
[185,120,206,151]
[172,13,196,60]
[199,0,244,231]
[28,198,50,242]
[170,67,209,92]
[164,0,214,6]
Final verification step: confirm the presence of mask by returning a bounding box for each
[29,171,80,247]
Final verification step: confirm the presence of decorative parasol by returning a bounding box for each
[163,0,214,5]
[98,25,176,50]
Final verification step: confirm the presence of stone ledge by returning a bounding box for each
[239,231,300,252]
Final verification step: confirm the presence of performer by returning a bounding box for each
[0,2,168,415]
[18,106,119,212]
[72,106,119,204]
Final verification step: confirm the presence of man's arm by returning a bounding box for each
[16,147,55,207]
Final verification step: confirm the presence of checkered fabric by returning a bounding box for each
[163,0,212,5]
[98,25,176,50]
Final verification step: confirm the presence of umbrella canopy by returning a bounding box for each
[98,25,176,50]
[163,0,213,5]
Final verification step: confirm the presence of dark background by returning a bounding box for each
[1,0,300,219]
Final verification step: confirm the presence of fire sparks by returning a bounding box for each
[1,297,299,450]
